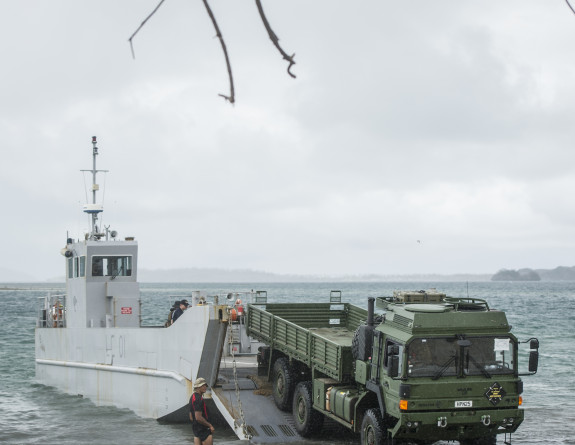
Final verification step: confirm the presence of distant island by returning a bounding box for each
[491,266,575,282]
[491,269,540,281]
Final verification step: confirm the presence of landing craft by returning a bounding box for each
[34,137,278,441]
[35,137,224,422]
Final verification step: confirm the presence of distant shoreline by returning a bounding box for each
[3,265,574,283]
[133,268,493,283]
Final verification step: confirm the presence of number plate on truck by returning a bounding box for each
[455,401,473,408]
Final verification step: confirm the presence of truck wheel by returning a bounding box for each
[460,436,497,445]
[361,408,394,445]
[272,357,294,411]
[292,381,324,437]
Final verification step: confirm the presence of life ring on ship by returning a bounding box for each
[235,299,244,317]
[50,303,64,327]
[50,304,63,318]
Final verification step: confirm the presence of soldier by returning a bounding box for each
[171,299,189,323]
[164,301,180,327]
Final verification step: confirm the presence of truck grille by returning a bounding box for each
[392,315,412,330]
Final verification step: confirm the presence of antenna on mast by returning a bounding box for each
[81,136,109,240]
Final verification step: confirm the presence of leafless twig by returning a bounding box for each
[128,0,168,59]
[255,0,296,78]
[566,0,575,15]
[203,0,235,104]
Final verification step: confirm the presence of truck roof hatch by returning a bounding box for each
[404,304,449,313]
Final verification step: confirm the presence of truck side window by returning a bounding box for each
[384,340,404,376]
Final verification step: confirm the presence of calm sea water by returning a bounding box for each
[1,281,573,445]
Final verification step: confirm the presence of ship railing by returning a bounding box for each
[168,290,267,309]
[220,290,267,307]
[36,293,67,328]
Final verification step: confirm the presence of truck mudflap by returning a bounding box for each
[391,408,524,441]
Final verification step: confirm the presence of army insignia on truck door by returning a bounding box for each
[485,382,506,405]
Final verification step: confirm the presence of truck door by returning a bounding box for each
[381,338,404,418]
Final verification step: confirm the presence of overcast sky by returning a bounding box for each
[1,1,575,280]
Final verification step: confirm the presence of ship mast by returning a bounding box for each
[81,136,108,240]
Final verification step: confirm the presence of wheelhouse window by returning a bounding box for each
[79,256,86,277]
[67,256,87,278]
[67,257,73,278]
[91,255,132,277]
[407,336,515,378]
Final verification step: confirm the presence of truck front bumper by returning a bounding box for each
[393,407,524,441]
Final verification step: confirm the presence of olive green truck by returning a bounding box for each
[246,290,539,445]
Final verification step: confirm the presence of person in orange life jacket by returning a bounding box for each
[189,377,214,445]
[171,300,189,323]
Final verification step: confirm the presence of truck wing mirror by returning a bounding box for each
[519,337,540,376]
[528,351,539,373]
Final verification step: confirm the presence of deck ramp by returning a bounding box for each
[213,361,302,443]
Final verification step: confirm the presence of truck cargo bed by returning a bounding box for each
[247,303,367,381]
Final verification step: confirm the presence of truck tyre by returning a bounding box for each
[361,408,394,445]
[352,327,361,360]
[292,381,324,437]
[351,325,373,360]
[352,326,373,361]
[460,435,497,445]
[272,357,294,411]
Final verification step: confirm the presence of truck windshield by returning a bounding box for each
[407,336,515,378]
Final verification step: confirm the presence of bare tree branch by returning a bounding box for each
[128,0,168,59]
[566,0,575,15]
[255,0,296,78]
[202,0,235,104]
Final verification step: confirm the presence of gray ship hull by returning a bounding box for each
[35,305,225,421]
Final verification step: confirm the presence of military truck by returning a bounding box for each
[246,290,539,445]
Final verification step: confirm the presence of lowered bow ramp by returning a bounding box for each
[211,361,301,443]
